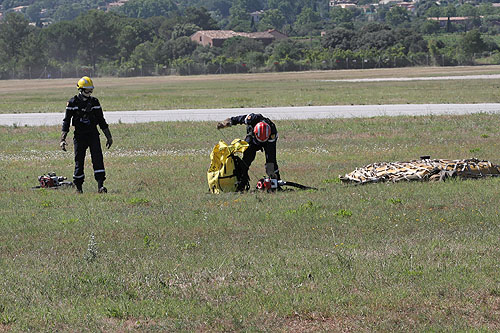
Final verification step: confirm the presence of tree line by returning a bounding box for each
[0,1,499,79]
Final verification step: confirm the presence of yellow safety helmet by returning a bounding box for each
[77,76,94,90]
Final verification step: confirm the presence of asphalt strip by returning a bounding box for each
[1,103,500,126]
[319,74,500,82]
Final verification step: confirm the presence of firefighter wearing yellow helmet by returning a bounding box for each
[77,76,94,90]
[59,76,113,193]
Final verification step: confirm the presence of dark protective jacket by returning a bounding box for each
[230,113,278,145]
[62,95,108,135]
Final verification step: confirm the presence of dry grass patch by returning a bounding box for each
[100,317,159,332]
[3,65,500,114]
[4,65,500,94]
[280,314,357,332]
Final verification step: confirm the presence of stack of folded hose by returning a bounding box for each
[340,158,500,184]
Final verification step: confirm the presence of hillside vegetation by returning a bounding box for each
[2,0,500,79]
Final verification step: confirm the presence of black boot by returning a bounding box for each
[75,183,83,194]
[236,170,250,192]
[97,180,107,193]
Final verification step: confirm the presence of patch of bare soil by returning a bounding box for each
[0,324,11,333]
[100,317,159,332]
[280,313,360,332]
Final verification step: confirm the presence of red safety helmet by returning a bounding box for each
[253,121,271,142]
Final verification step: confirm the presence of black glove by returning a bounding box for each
[103,128,113,149]
[217,118,232,129]
[60,131,68,151]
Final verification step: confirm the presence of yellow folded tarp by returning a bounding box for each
[207,139,249,193]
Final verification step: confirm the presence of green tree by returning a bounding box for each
[417,0,440,17]
[394,28,427,54]
[243,51,265,68]
[191,45,221,64]
[26,3,42,24]
[20,30,48,71]
[204,0,232,17]
[427,38,445,63]
[232,0,262,13]
[329,7,354,25]
[268,0,301,24]
[321,27,355,50]
[74,10,121,69]
[267,39,304,62]
[130,41,157,68]
[420,19,440,34]
[353,24,395,51]
[166,36,197,59]
[118,0,179,19]
[443,4,457,18]
[482,15,500,34]
[43,20,80,62]
[228,5,251,31]
[460,29,487,57]
[117,25,143,60]
[457,3,481,29]
[153,16,176,40]
[171,23,201,39]
[294,7,322,36]
[0,13,32,64]
[53,3,89,22]
[385,6,410,27]
[425,5,441,19]
[258,9,286,30]
[222,36,264,58]
[457,4,478,18]
[183,7,219,30]
[115,18,154,60]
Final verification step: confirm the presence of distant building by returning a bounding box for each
[330,0,358,6]
[12,5,28,12]
[191,30,287,47]
[40,18,52,27]
[250,10,265,23]
[266,29,288,40]
[396,2,416,13]
[338,3,357,9]
[427,16,477,27]
[359,4,377,12]
[106,0,129,11]
[330,0,358,9]
[378,0,400,5]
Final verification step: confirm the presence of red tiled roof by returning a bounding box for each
[427,16,476,21]
[194,30,276,40]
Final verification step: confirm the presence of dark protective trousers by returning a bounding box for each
[73,132,106,186]
[242,139,280,180]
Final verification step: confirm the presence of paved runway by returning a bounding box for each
[1,103,499,126]
[319,74,500,82]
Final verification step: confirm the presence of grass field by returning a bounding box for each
[1,67,500,331]
[1,65,500,114]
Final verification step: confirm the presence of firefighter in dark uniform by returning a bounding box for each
[217,113,280,182]
[59,76,113,193]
